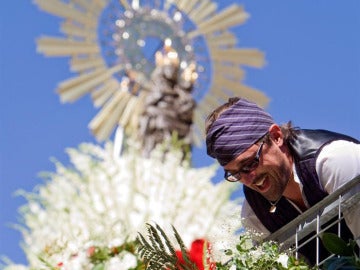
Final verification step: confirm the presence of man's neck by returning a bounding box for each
[283,178,307,212]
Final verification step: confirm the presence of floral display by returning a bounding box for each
[2,140,242,269]
[136,223,315,270]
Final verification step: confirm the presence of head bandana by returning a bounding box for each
[206,98,274,166]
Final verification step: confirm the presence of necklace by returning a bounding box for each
[269,197,282,213]
[269,169,294,213]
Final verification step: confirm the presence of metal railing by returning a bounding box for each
[265,175,360,267]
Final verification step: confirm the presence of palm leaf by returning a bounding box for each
[137,224,178,269]
[136,223,199,270]
[155,223,177,255]
[171,225,197,270]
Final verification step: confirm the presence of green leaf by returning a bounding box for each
[321,233,353,256]
[137,223,191,270]
[323,256,359,270]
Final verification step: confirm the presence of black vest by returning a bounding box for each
[244,129,359,265]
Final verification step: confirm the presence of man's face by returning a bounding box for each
[223,138,293,202]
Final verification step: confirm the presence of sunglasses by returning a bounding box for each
[224,141,265,182]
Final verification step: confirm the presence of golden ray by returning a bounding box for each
[175,0,198,14]
[37,37,99,56]
[70,0,90,10]
[122,92,146,135]
[34,0,269,144]
[91,79,119,107]
[118,94,139,128]
[89,89,133,141]
[206,32,237,47]
[207,87,233,104]
[211,78,268,107]
[71,0,102,13]
[60,22,97,40]
[187,0,211,20]
[188,5,248,38]
[212,63,245,81]
[191,2,217,24]
[199,4,246,26]
[69,57,105,72]
[34,0,98,27]
[58,64,123,102]
[57,69,106,102]
[210,48,265,68]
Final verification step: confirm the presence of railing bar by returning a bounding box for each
[278,193,360,250]
[295,224,299,260]
[276,193,360,249]
[280,214,345,251]
[265,175,360,243]
[338,195,342,237]
[321,221,342,234]
[316,213,320,266]
[293,233,321,250]
[318,254,336,266]
[266,175,360,267]
[295,193,359,238]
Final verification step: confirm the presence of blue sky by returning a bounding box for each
[1,0,360,265]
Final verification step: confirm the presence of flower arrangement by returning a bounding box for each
[2,140,243,270]
[214,234,313,270]
[136,223,360,270]
[137,223,316,270]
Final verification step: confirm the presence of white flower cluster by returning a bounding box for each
[5,141,243,269]
[216,232,293,270]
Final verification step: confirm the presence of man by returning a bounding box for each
[205,97,360,264]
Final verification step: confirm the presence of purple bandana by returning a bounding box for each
[206,98,274,166]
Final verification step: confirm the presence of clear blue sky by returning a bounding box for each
[1,0,359,265]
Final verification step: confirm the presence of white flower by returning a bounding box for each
[277,253,289,268]
[229,265,237,270]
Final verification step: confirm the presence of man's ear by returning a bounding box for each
[268,124,284,145]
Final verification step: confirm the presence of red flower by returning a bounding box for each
[175,239,216,270]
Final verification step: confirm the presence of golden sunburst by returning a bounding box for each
[34,0,268,145]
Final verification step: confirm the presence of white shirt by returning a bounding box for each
[241,140,360,239]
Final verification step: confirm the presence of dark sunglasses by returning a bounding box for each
[224,141,265,182]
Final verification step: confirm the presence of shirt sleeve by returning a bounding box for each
[241,199,270,238]
[316,140,360,239]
